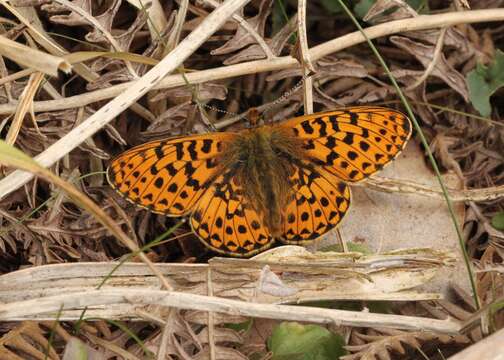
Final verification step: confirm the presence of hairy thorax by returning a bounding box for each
[218,125,307,237]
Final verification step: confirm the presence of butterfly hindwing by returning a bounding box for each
[190,169,273,256]
[107,134,232,216]
[281,161,351,244]
[281,106,412,182]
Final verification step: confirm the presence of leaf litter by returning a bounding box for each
[0,0,503,359]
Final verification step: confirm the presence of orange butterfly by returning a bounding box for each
[107,106,412,257]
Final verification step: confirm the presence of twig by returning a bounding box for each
[0,9,504,117]
[1,9,504,199]
[363,176,504,202]
[0,288,462,334]
[406,27,447,91]
[207,268,216,360]
[0,34,70,77]
[1,9,503,117]
[297,0,314,114]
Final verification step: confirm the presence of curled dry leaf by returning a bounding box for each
[222,14,297,65]
[211,0,273,57]
[342,328,469,360]
[42,0,93,26]
[84,0,123,43]
[0,322,60,359]
[390,36,469,101]
[363,0,417,24]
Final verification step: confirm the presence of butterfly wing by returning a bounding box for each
[280,106,412,182]
[107,134,232,216]
[280,160,351,244]
[190,168,273,256]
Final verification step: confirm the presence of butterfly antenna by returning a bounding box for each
[262,74,310,119]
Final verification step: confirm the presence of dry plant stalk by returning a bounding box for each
[1,9,504,199]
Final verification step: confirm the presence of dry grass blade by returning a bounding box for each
[0,34,71,77]
[0,322,60,359]
[5,72,45,145]
[0,288,462,334]
[364,176,504,202]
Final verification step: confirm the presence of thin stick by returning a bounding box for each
[207,268,216,360]
[1,9,503,117]
[1,9,504,199]
[297,0,314,114]
[0,288,462,334]
[363,176,504,202]
[406,27,448,91]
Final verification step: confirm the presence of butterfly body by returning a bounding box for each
[216,125,306,237]
[107,107,412,257]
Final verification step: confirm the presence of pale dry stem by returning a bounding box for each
[1,9,503,200]
[364,176,504,202]
[0,288,463,334]
[297,0,314,114]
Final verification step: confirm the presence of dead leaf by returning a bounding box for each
[391,36,469,101]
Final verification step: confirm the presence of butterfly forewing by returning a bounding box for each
[190,169,273,255]
[281,106,412,182]
[107,134,232,215]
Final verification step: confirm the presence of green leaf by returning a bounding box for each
[491,212,504,230]
[268,322,347,360]
[467,50,504,117]
[320,0,344,13]
[224,319,253,332]
[354,0,375,18]
[272,0,287,35]
[407,0,429,11]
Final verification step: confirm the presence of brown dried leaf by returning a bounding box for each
[86,68,136,90]
[84,0,122,43]
[140,101,194,140]
[193,345,248,360]
[363,0,417,23]
[406,28,471,53]
[42,0,92,26]
[0,322,59,359]
[211,0,273,56]
[149,83,228,103]
[390,36,469,101]
[268,56,367,82]
[342,328,469,360]
[223,14,297,65]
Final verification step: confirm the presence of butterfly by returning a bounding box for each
[107,106,412,257]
